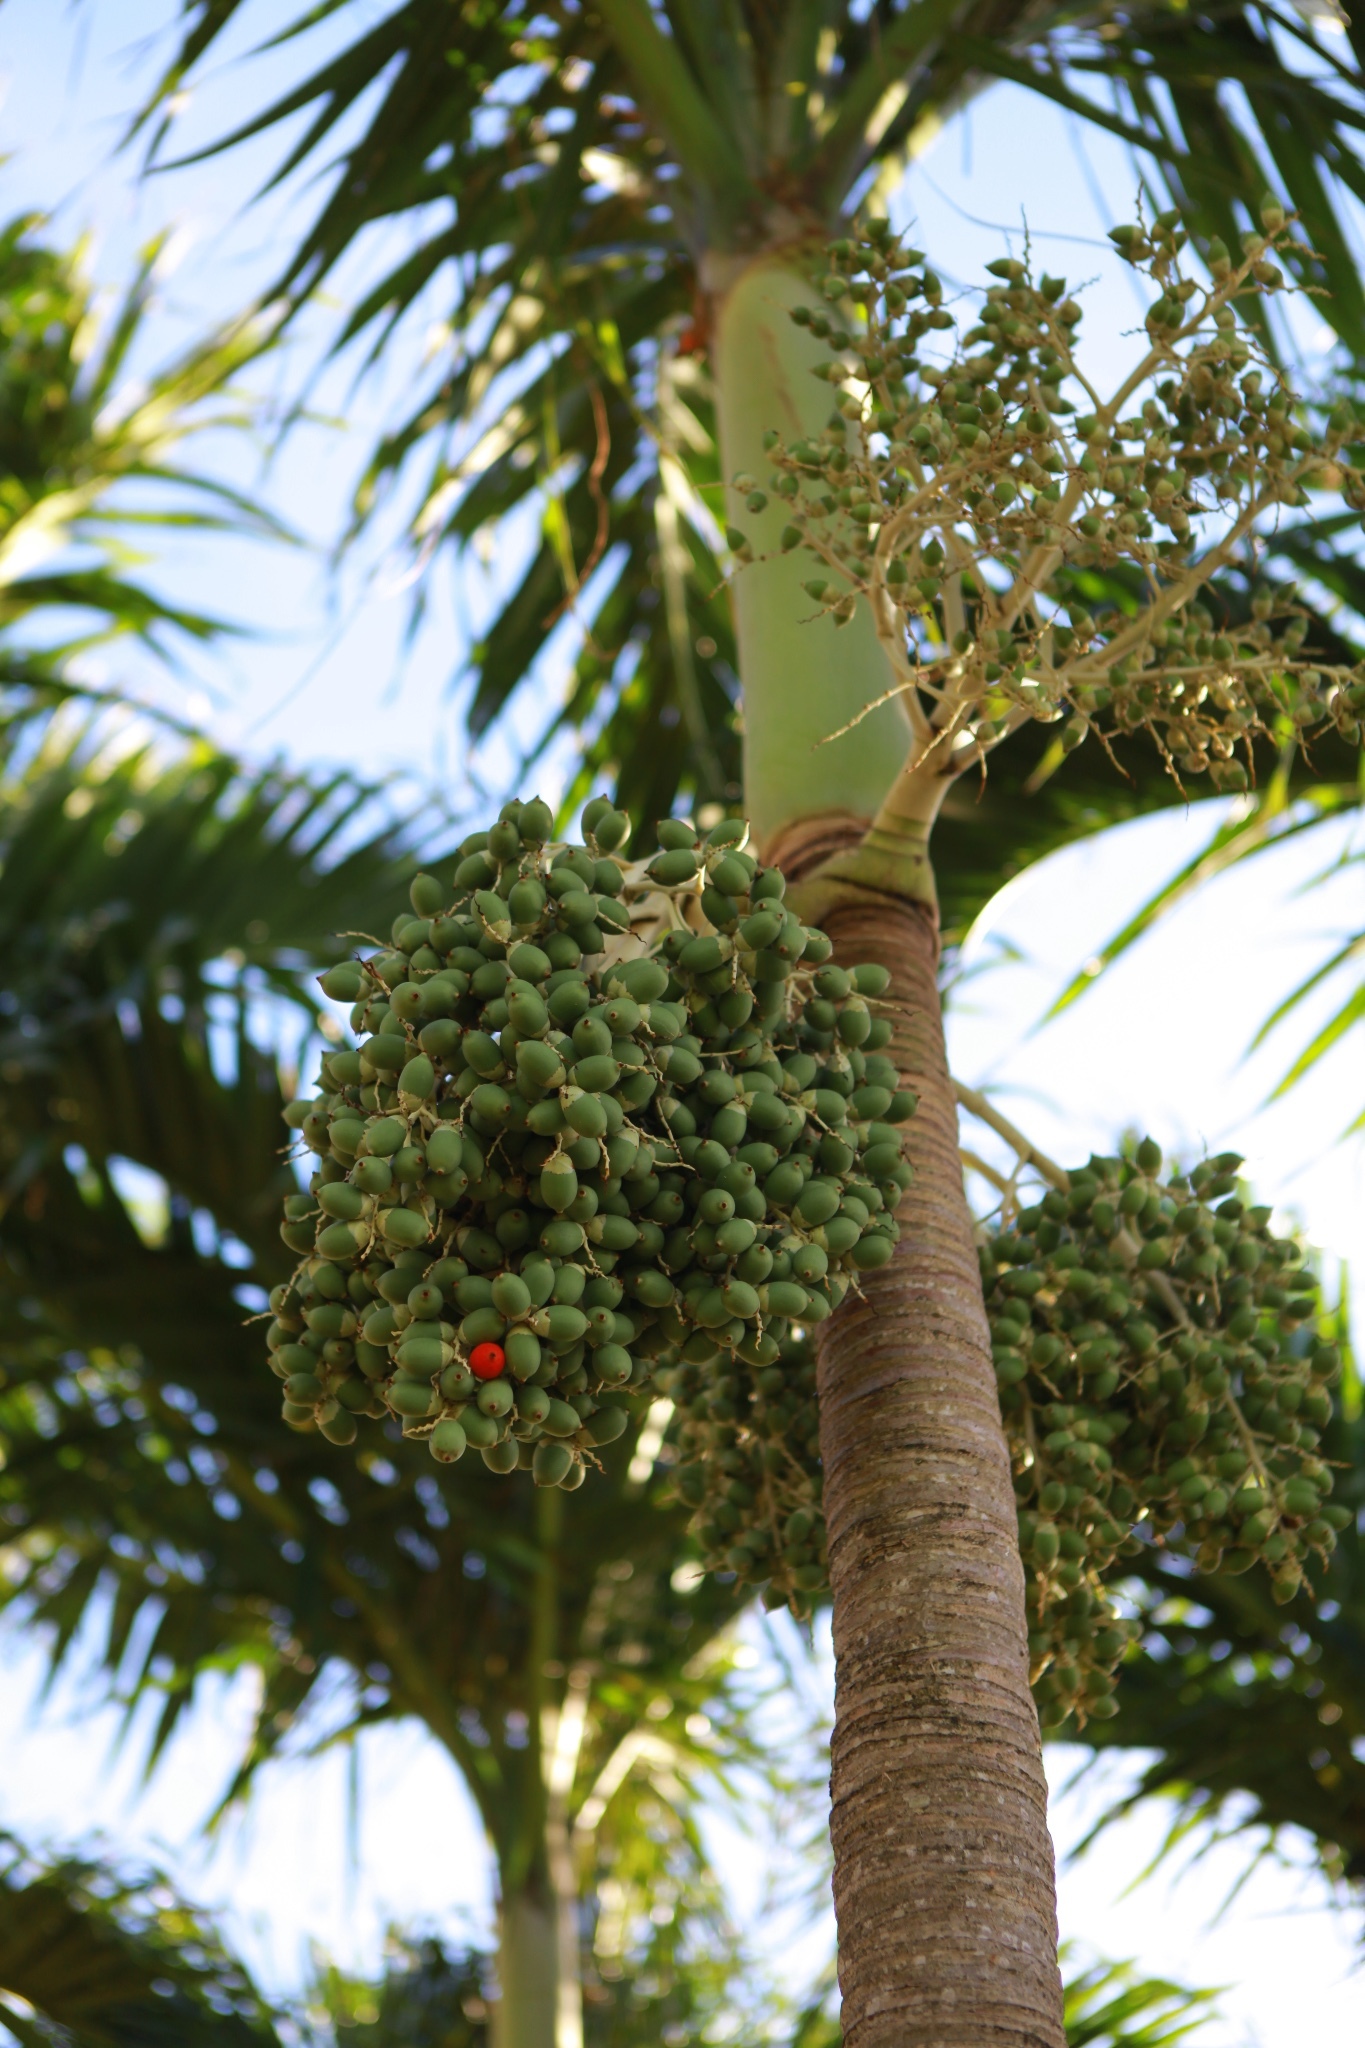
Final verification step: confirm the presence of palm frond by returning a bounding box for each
[0,1833,281,2047]
[0,213,280,664]
[0,702,431,1260]
[1060,1949,1219,2048]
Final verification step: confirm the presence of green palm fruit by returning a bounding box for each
[429,1418,468,1463]
[425,1127,463,1175]
[378,1208,430,1249]
[397,1332,447,1373]
[481,1270,525,1317]
[563,1090,608,1137]
[389,982,425,1024]
[509,941,552,982]
[320,962,366,1001]
[364,1033,409,1073]
[318,1183,365,1221]
[467,1082,508,1123]
[594,1344,633,1385]
[352,1156,392,1195]
[533,1440,574,1486]
[542,1399,583,1437]
[315,1220,364,1259]
[399,1054,436,1101]
[794,1179,841,1227]
[571,1013,613,1057]
[573,1052,620,1093]
[460,1307,507,1347]
[516,1384,552,1424]
[480,1439,519,1472]
[406,872,443,915]
[388,1380,438,1418]
[508,877,547,925]
[594,808,630,851]
[499,1330,538,1380]
[457,1409,498,1449]
[539,1217,585,1259]
[604,957,665,1004]
[539,1155,577,1212]
[365,1116,409,1155]
[647,847,700,885]
[543,1304,588,1349]
[581,1404,628,1445]
[508,987,550,1038]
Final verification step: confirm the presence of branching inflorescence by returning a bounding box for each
[731,202,1364,819]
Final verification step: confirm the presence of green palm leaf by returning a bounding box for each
[0,700,430,1260]
[0,212,282,662]
[0,1835,281,2048]
[1060,1951,1219,2048]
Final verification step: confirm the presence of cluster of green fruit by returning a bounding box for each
[662,1335,827,1617]
[737,215,1365,796]
[661,1134,1346,1700]
[264,798,914,1489]
[984,1140,1347,1728]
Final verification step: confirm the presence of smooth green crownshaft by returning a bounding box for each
[712,253,911,851]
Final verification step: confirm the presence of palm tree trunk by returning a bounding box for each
[491,1489,583,2048]
[492,1887,560,2048]
[714,239,1064,2047]
[770,816,1064,2048]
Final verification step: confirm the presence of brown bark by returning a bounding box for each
[770,816,1065,2048]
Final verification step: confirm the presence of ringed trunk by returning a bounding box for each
[710,247,1064,2046]
[772,815,1064,2048]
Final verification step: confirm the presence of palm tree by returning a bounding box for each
[108,8,1365,2040]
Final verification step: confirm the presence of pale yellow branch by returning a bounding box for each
[952,1079,1070,1191]
[960,1145,1013,1193]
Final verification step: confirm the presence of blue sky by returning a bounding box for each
[1,5,1363,2042]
